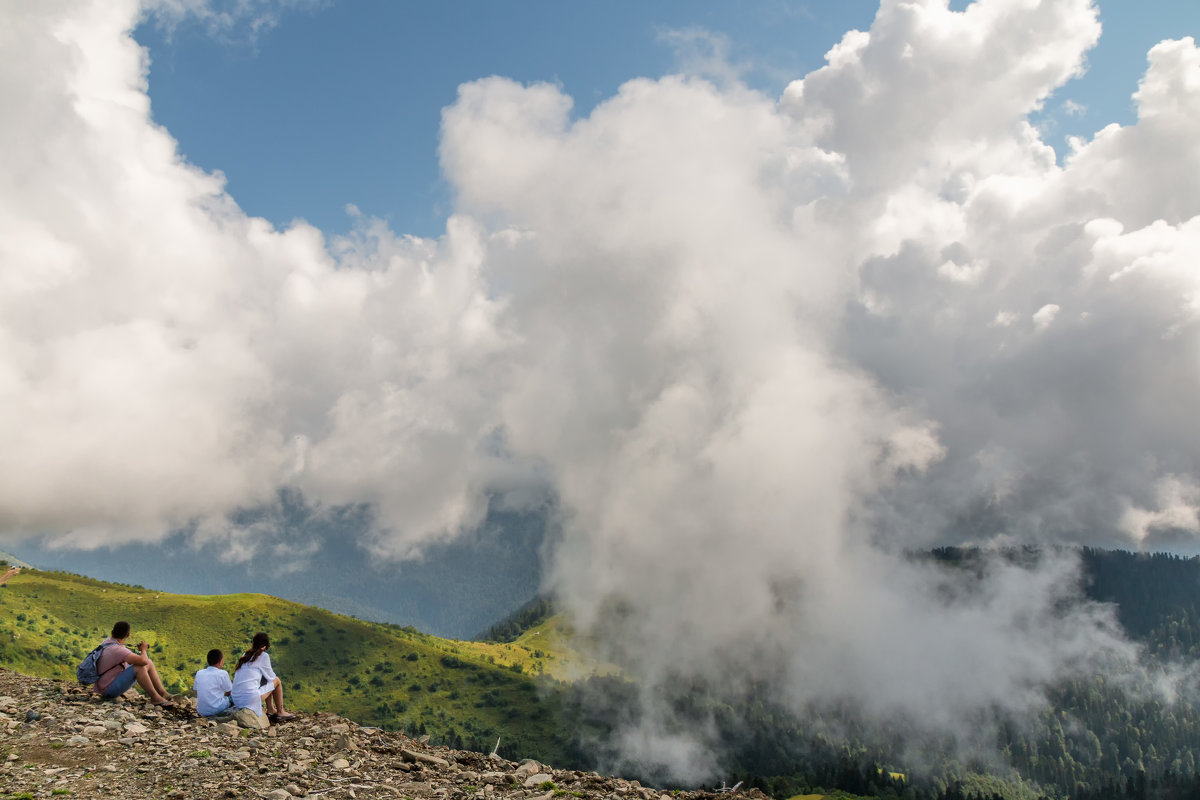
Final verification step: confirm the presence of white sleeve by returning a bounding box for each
[222,671,233,692]
[260,652,277,682]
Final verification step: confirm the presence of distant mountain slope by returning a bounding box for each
[0,549,31,569]
[927,546,1200,650]
[479,594,556,642]
[4,501,550,639]
[1078,547,1200,650]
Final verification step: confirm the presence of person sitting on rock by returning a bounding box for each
[193,648,235,717]
[93,621,174,707]
[231,632,295,720]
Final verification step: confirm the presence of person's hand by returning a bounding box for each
[139,641,148,652]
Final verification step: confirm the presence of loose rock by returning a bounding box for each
[0,668,766,800]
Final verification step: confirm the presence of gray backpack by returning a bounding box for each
[76,642,119,685]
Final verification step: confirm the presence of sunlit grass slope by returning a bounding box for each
[459,616,620,682]
[0,568,580,761]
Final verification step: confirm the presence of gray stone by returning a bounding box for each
[402,748,450,768]
[24,710,40,722]
[525,774,552,788]
[332,758,351,770]
[266,790,292,800]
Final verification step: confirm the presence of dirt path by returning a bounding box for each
[0,566,20,585]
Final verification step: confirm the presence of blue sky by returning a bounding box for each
[134,0,1199,239]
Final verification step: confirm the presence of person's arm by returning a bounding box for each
[260,652,277,682]
[124,641,150,667]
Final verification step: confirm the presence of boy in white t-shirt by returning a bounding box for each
[193,649,234,717]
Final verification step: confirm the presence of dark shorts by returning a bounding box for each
[102,665,137,697]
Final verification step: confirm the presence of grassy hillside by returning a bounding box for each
[0,568,584,762]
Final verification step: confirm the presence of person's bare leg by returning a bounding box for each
[133,665,168,704]
[271,677,286,714]
[261,689,277,714]
[144,660,169,697]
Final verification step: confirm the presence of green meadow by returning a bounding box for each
[0,568,586,761]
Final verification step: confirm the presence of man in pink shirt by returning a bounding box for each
[93,621,174,707]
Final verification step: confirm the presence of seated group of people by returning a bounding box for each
[93,622,295,720]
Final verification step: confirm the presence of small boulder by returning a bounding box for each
[401,748,449,768]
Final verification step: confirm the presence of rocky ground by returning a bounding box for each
[0,669,765,800]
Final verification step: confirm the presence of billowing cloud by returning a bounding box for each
[3,0,1200,782]
[0,0,510,554]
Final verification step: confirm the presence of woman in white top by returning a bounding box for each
[231,632,295,719]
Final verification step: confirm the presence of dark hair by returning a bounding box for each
[206,649,223,667]
[111,621,131,639]
[235,632,271,671]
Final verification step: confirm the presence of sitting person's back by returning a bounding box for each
[91,621,174,707]
[193,649,234,717]
[231,632,295,719]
